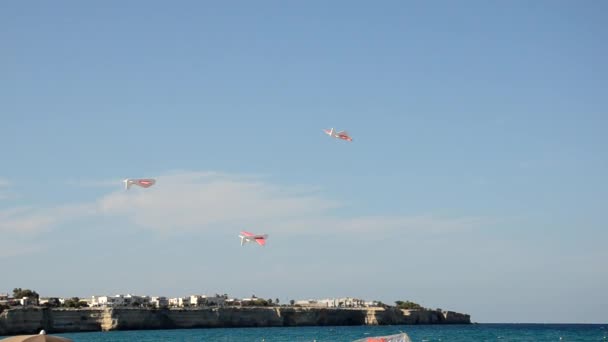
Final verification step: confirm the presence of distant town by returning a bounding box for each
[0,287,471,335]
[1,288,428,312]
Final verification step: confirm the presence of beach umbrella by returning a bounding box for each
[352,332,411,342]
[0,330,72,342]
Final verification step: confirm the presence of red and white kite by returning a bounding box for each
[123,178,156,190]
[239,231,268,246]
[323,128,353,142]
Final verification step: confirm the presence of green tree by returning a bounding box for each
[42,298,61,308]
[395,300,423,310]
[62,297,88,308]
[377,301,389,308]
[250,299,269,306]
[289,299,295,306]
[12,288,39,300]
[275,298,280,305]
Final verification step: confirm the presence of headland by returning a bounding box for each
[0,306,470,335]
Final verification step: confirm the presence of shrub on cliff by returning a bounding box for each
[395,300,423,310]
[12,288,39,300]
[244,299,270,306]
[62,297,89,308]
[375,301,389,308]
[42,298,61,308]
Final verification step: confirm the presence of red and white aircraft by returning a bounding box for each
[124,178,156,190]
[323,128,353,142]
[239,231,268,246]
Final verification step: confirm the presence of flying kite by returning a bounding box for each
[323,128,353,142]
[123,178,156,190]
[239,231,268,246]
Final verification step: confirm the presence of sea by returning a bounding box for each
[25,324,607,341]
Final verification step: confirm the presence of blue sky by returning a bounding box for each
[1,0,607,323]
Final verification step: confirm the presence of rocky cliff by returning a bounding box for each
[0,306,470,336]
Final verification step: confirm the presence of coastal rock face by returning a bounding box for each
[373,308,471,325]
[102,307,369,330]
[47,308,104,333]
[0,307,103,335]
[442,311,470,324]
[0,307,46,335]
[0,306,471,336]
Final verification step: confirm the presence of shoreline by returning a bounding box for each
[0,306,470,336]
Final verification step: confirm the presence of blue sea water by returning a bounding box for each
[26,324,608,341]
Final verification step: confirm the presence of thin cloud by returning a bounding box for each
[0,204,97,235]
[1,171,488,239]
[0,242,46,259]
[98,173,342,232]
[264,215,485,237]
[97,171,487,235]
[65,179,123,188]
[66,171,253,188]
[0,177,12,200]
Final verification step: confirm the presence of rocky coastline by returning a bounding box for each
[0,306,470,336]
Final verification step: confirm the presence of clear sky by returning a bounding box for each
[1,0,607,323]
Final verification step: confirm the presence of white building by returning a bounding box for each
[296,297,366,308]
[123,294,150,306]
[169,297,191,307]
[0,294,9,306]
[225,298,239,306]
[19,297,38,306]
[39,298,61,306]
[91,294,150,307]
[202,295,226,306]
[151,296,168,308]
[294,300,327,308]
[91,295,123,307]
[190,295,203,307]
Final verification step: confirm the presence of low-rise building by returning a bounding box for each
[90,294,151,307]
[91,295,124,307]
[169,297,191,307]
[0,294,9,306]
[190,295,203,307]
[202,295,226,307]
[123,294,150,306]
[19,296,38,306]
[225,298,239,306]
[151,296,168,308]
[295,297,366,308]
[79,297,93,306]
[294,300,327,308]
[39,298,61,307]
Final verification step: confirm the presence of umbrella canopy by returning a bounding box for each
[352,332,411,342]
[0,333,72,342]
